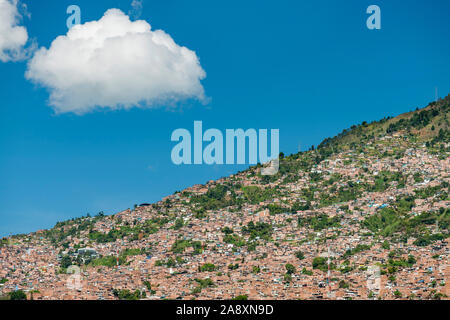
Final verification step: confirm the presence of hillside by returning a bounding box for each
[318,95,449,150]
[0,95,449,300]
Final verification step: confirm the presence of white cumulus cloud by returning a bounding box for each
[0,0,31,62]
[26,9,207,114]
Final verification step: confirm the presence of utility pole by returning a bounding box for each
[327,244,331,296]
[325,228,332,298]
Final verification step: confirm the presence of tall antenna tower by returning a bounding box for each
[435,87,438,101]
[324,228,333,298]
[327,244,331,296]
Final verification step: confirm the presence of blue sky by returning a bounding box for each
[0,0,449,236]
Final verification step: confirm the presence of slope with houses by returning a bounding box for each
[1,96,449,300]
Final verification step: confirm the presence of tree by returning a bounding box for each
[60,255,72,269]
[221,227,234,235]
[112,289,142,300]
[301,267,313,276]
[407,255,416,265]
[252,266,261,274]
[9,290,27,300]
[285,263,296,274]
[312,257,332,272]
[200,263,216,272]
[283,273,292,283]
[295,250,305,260]
[174,218,184,230]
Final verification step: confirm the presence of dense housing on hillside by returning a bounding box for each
[1,96,449,300]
